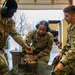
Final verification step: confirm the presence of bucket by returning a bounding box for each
[10,51,22,67]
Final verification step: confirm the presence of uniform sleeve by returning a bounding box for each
[38,33,54,57]
[10,19,28,49]
[60,43,71,54]
[25,30,35,46]
[60,35,75,66]
[60,41,75,66]
[60,46,66,54]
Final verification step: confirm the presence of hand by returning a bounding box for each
[54,63,64,72]
[24,58,32,63]
[32,55,38,61]
[25,46,32,54]
[24,57,37,63]
[56,53,63,60]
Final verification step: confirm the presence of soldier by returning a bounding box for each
[0,0,31,75]
[24,20,53,65]
[51,5,75,75]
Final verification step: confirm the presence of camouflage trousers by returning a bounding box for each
[0,51,9,75]
[51,57,75,75]
[38,55,49,65]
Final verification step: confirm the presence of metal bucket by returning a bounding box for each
[10,51,22,67]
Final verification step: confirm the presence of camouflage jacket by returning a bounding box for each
[25,30,53,57]
[0,13,27,50]
[60,24,75,65]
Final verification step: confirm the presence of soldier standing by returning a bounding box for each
[24,20,53,64]
[51,5,75,75]
[0,0,31,75]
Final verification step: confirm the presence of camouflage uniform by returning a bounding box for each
[0,11,27,74]
[25,30,53,64]
[52,24,75,75]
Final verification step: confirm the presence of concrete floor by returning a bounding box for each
[7,42,61,70]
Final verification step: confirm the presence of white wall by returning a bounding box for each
[9,36,20,51]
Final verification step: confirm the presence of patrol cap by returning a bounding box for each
[35,20,50,32]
